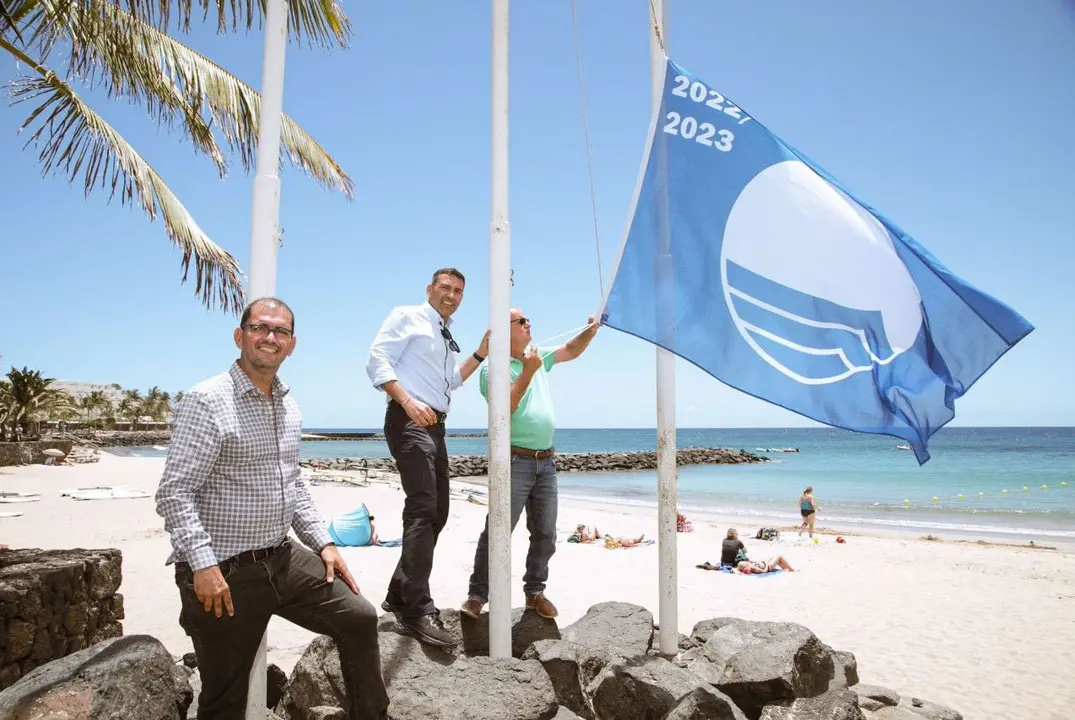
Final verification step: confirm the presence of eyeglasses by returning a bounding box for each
[440,325,460,353]
[512,317,530,327]
[243,323,293,339]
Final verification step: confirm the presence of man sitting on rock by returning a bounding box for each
[155,298,389,719]
[461,309,599,619]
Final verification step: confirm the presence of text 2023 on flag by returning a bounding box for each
[599,58,1033,464]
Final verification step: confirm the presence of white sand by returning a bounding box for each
[3,453,1074,719]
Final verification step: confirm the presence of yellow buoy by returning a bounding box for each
[1022,486,1029,492]
[977,492,985,498]
[1061,481,1068,487]
[903,499,910,506]
[1002,489,1009,494]
[957,494,964,500]
[1041,484,1048,490]
[932,496,939,503]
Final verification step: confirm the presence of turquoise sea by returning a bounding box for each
[115,427,1075,542]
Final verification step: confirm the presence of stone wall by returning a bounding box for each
[69,430,171,447]
[301,446,768,478]
[0,440,74,467]
[0,549,124,690]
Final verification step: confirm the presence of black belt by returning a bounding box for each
[222,538,289,569]
[511,445,555,459]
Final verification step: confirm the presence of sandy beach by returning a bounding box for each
[2,452,1073,719]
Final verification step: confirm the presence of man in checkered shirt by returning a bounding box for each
[156,298,389,719]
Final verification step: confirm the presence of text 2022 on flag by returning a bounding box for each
[599,58,1034,464]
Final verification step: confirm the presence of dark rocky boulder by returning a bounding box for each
[680,620,835,719]
[561,602,654,658]
[0,635,179,719]
[659,685,747,720]
[759,687,865,720]
[587,655,710,720]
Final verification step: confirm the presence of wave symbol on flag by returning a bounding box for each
[720,160,925,385]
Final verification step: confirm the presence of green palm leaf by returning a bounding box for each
[4,40,246,313]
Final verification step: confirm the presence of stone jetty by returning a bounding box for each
[300,447,767,478]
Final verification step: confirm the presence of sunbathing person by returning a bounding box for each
[738,555,795,573]
[604,533,646,549]
[567,524,601,543]
[676,512,693,533]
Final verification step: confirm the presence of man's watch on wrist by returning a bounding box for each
[473,352,486,363]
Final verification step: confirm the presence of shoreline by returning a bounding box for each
[448,474,1075,550]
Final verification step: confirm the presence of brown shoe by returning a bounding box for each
[460,597,485,619]
[525,593,558,619]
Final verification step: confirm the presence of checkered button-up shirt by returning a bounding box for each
[155,362,332,571]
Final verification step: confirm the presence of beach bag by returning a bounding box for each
[756,527,780,541]
[327,503,374,547]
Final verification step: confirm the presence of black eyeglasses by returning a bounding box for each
[512,317,530,327]
[243,323,293,339]
[440,325,460,353]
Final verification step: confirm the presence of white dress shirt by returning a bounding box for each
[366,302,464,413]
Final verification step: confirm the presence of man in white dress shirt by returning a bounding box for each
[366,267,488,647]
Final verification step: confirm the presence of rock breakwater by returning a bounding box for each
[300,447,766,478]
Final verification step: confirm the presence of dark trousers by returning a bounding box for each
[175,540,388,720]
[383,400,450,619]
[468,454,559,601]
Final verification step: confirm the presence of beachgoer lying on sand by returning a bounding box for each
[604,533,646,549]
[567,524,601,543]
[677,512,693,532]
[737,555,794,573]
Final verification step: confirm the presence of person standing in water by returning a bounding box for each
[799,486,818,539]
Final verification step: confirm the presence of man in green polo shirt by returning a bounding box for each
[460,307,598,619]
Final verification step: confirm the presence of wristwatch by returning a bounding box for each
[473,352,486,363]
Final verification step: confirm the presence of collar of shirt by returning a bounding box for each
[422,301,451,330]
[228,361,289,400]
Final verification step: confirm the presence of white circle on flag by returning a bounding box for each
[720,160,924,385]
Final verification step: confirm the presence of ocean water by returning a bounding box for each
[115,427,1075,541]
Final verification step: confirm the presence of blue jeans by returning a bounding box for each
[468,454,558,601]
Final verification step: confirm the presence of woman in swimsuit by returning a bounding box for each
[798,486,818,539]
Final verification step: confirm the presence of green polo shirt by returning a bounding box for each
[479,348,557,450]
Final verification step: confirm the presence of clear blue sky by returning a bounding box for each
[2,0,1073,429]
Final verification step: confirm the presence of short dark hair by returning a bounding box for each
[431,267,465,286]
[241,297,295,332]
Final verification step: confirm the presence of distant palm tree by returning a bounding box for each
[1,367,77,436]
[2,0,356,313]
[118,388,143,427]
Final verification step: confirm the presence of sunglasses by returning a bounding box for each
[440,324,460,353]
[512,317,530,327]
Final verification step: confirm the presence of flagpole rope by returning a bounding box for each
[648,0,666,54]
[532,321,597,347]
[568,0,605,301]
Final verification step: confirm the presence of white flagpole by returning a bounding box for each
[245,0,290,713]
[487,0,513,659]
[650,0,679,658]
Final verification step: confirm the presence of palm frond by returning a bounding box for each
[134,0,351,48]
[1,0,24,41]
[4,44,246,313]
[26,0,354,197]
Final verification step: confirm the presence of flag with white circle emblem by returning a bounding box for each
[599,58,1034,464]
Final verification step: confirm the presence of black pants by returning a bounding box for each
[175,541,388,719]
[382,400,449,619]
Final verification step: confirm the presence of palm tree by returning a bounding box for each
[2,367,78,436]
[118,388,143,428]
[2,0,355,313]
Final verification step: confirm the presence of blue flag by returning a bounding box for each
[599,59,1033,464]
